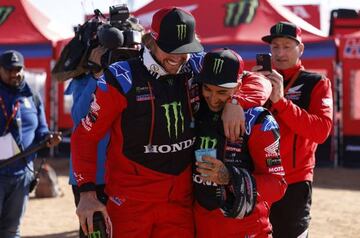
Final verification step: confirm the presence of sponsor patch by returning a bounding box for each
[266,158,282,167]
[109,196,126,206]
[136,94,154,102]
[265,139,279,157]
[81,94,100,131]
[268,166,284,174]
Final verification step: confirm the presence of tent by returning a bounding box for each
[134,0,337,164]
[338,30,360,166]
[0,0,73,129]
[134,0,335,63]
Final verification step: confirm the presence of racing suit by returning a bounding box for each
[268,62,333,238]
[193,75,287,238]
[71,49,270,237]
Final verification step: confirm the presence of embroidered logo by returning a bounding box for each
[177,24,187,40]
[213,58,224,74]
[264,138,280,157]
[199,136,217,149]
[161,101,184,138]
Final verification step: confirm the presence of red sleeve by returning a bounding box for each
[232,72,272,109]
[71,85,126,186]
[248,123,287,204]
[271,77,333,143]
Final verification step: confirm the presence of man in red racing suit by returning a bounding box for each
[193,49,287,238]
[71,8,272,238]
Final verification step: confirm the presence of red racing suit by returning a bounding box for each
[268,64,333,184]
[71,52,271,237]
[193,74,286,238]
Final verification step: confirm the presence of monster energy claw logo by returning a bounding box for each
[213,58,224,74]
[276,23,283,34]
[0,6,14,26]
[177,24,187,40]
[225,0,259,26]
[200,137,217,149]
[162,101,184,138]
[89,231,101,238]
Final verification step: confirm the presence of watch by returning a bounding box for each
[230,97,238,105]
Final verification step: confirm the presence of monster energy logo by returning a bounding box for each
[199,137,217,149]
[177,24,187,40]
[88,231,101,238]
[162,101,184,138]
[224,0,259,27]
[275,23,283,34]
[0,6,14,26]
[213,58,224,74]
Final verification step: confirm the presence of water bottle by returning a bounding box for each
[80,211,108,238]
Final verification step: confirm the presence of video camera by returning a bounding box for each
[52,4,143,82]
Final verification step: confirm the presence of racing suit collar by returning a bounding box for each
[277,61,303,81]
[142,47,187,79]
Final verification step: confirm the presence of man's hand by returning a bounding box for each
[77,191,112,236]
[89,46,107,78]
[222,102,245,141]
[252,67,284,104]
[46,132,62,147]
[196,156,230,185]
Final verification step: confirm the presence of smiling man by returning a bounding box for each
[256,22,334,238]
[193,48,286,238]
[71,7,272,238]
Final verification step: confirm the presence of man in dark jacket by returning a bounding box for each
[256,22,333,238]
[0,50,61,238]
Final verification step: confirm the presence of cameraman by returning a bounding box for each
[64,9,143,237]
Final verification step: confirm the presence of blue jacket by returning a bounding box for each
[65,74,109,185]
[0,80,49,176]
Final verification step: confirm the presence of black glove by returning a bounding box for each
[218,167,257,219]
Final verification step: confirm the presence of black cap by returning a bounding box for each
[262,21,302,44]
[0,50,24,69]
[197,48,244,88]
[151,7,203,54]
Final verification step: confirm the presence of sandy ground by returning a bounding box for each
[20,158,360,238]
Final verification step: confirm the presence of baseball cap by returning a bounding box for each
[0,50,24,69]
[196,48,244,88]
[151,7,203,54]
[262,21,302,44]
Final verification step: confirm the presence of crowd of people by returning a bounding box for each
[0,6,333,238]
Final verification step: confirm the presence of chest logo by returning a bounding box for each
[161,101,184,138]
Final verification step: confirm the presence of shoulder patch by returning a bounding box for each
[261,115,279,132]
[188,52,205,74]
[244,107,265,135]
[108,61,133,94]
[96,74,108,92]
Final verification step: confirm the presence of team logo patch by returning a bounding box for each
[162,101,184,139]
[266,158,282,167]
[109,196,126,206]
[286,84,303,101]
[81,94,100,131]
[213,58,224,74]
[265,138,280,157]
[176,24,187,40]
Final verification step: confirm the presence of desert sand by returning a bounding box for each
[20,158,360,238]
